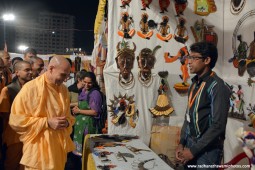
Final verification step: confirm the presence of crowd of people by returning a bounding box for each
[0,48,103,170]
[0,42,232,170]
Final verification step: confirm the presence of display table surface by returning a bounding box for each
[82,134,172,170]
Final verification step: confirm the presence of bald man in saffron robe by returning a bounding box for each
[9,56,75,170]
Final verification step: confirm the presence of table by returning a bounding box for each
[82,134,172,170]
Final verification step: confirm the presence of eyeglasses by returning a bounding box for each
[187,55,205,61]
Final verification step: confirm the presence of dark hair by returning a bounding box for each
[190,42,218,69]
[11,57,23,66]
[24,48,37,55]
[84,71,100,90]
[75,70,87,82]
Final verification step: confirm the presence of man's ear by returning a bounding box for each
[48,65,55,72]
[204,57,211,66]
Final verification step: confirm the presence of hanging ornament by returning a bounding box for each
[115,41,136,89]
[120,0,132,9]
[156,16,172,42]
[137,45,161,87]
[141,0,153,10]
[174,17,189,44]
[159,0,170,14]
[230,0,246,15]
[174,0,188,16]
[118,12,135,39]
[137,13,154,40]
[108,93,138,128]
[149,71,174,117]
[194,0,217,16]
[164,46,190,94]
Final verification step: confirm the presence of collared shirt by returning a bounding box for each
[180,70,231,157]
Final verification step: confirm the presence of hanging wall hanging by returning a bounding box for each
[149,71,174,116]
[194,0,217,16]
[159,0,170,14]
[228,85,246,120]
[156,16,172,42]
[115,41,136,89]
[120,0,132,9]
[190,19,218,46]
[247,103,255,128]
[108,93,138,128]
[141,0,153,10]
[137,13,154,40]
[230,0,246,15]
[164,46,190,94]
[174,0,188,16]
[118,12,135,39]
[174,17,188,44]
[137,45,161,87]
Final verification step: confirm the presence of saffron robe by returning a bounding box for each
[9,74,75,170]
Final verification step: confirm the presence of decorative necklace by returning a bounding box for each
[230,0,246,15]
[138,71,153,87]
[119,72,135,89]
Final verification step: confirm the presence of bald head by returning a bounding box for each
[46,56,71,85]
[49,56,70,68]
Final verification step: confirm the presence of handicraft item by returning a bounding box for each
[159,0,170,14]
[247,103,255,128]
[115,41,136,89]
[174,0,188,16]
[137,13,154,40]
[174,17,188,44]
[156,16,172,42]
[149,71,174,116]
[164,46,190,93]
[230,0,246,15]
[118,12,135,39]
[108,93,138,128]
[137,45,161,87]
[141,0,152,10]
[194,0,217,16]
[120,0,132,9]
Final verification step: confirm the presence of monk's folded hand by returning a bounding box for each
[48,116,69,130]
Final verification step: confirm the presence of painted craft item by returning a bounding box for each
[149,71,174,116]
[118,12,135,39]
[108,93,138,128]
[247,103,255,128]
[235,127,255,170]
[120,0,132,9]
[228,85,246,120]
[164,46,190,93]
[115,41,136,89]
[190,19,218,46]
[230,0,246,15]
[174,17,188,44]
[159,0,170,14]
[137,13,154,40]
[137,45,161,87]
[141,0,153,10]
[174,0,188,16]
[156,16,172,42]
[194,0,217,16]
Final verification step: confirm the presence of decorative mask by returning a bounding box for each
[115,41,136,89]
[137,46,161,86]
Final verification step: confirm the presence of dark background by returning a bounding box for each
[0,0,99,54]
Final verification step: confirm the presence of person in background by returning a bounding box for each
[23,48,37,62]
[11,57,23,74]
[65,70,87,170]
[0,61,32,170]
[0,58,5,169]
[64,58,75,87]
[29,56,45,79]
[0,50,12,86]
[9,56,75,170]
[176,42,231,169]
[72,71,102,156]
